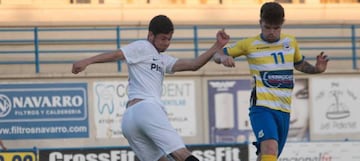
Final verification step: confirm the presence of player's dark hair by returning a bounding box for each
[148,15,174,35]
[260,2,285,25]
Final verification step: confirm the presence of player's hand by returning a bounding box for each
[216,28,230,47]
[72,60,88,74]
[221,55,235,67]
[315,51,329,73]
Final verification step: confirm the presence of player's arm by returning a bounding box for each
[213,49,235,67]
[0,139,7,151]
[72,50,125,74]
[171,29,229,72]
[294,51,328,74]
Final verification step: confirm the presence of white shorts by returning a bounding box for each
[121,99,185,161]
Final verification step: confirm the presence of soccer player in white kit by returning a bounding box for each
[72,15,230,161]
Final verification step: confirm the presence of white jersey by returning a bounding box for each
[121,40,178,102]
[120,40,184,161]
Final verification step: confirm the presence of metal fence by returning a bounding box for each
[0,24,359,73]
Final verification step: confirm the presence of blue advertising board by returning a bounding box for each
[207,79,253,144]
[0,83,89,139]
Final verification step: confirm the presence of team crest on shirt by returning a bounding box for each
[260,70,294,89]
[282,41,291,51]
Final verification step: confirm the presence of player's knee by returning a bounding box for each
[261,140,278,155]
[260,154,277,161]
[185,155,199,161]
[262,147,277,155]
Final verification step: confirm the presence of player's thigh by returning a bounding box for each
[169,148,193,161]
[249,106,279,142]
[260,139,278,155]
[138,101,186,155]
[274,110,290,155]
[121,102,166,161]
[127,134,165,161]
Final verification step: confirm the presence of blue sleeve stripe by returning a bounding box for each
[223,48,229,56]
[294,56,305,65]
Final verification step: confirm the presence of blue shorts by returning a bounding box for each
[249,106,290,156]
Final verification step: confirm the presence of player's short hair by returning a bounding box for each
[260,2,285,25]
[148,15,174,35]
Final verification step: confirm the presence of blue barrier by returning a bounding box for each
[0,24,359,73]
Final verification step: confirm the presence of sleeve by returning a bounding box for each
[163,54,178,74]
[292,37,305,65]
[121,40,152,64]
[224,39,248,58]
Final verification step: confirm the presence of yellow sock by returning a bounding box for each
[261,154,277,161]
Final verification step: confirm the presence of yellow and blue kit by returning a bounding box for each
[223,33,304,156]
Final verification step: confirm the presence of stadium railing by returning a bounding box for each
[0,24,358,73]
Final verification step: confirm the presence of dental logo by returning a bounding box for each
[95,84,115,114]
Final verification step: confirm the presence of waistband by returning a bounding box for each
[126,98,144,108]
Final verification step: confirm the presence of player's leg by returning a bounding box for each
[249,106,279,161]
[259,140,278,161]
[121,101,166,161]
[168,148,199,161]
[159,151,200,161]
[275,109,290,156]
[158,156,170,161]
[137,100,200,161]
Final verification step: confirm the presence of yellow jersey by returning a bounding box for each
[224,33,304,113]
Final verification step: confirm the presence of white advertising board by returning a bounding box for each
[93,80,196,138]
[310,77,360,140]
[249,141,360,161]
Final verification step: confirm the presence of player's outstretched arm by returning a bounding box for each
[213,50,235,68]
[72,50,124,74]
[171,29,229,72]
[0,140,7,151]
[295,51,329,74]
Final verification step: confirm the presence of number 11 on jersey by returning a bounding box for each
[271,52,285,64]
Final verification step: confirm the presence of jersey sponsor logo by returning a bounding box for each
[150,63,163,73]
[260,70,294,89]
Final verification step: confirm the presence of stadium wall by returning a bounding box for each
[1,0,360,158]
[0,3,360,27]
[1,71,360,150]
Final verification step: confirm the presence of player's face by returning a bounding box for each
[260,20,282,43]
[149,32,173,53]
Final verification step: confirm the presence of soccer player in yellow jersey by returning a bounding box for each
[213,2,328,161]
